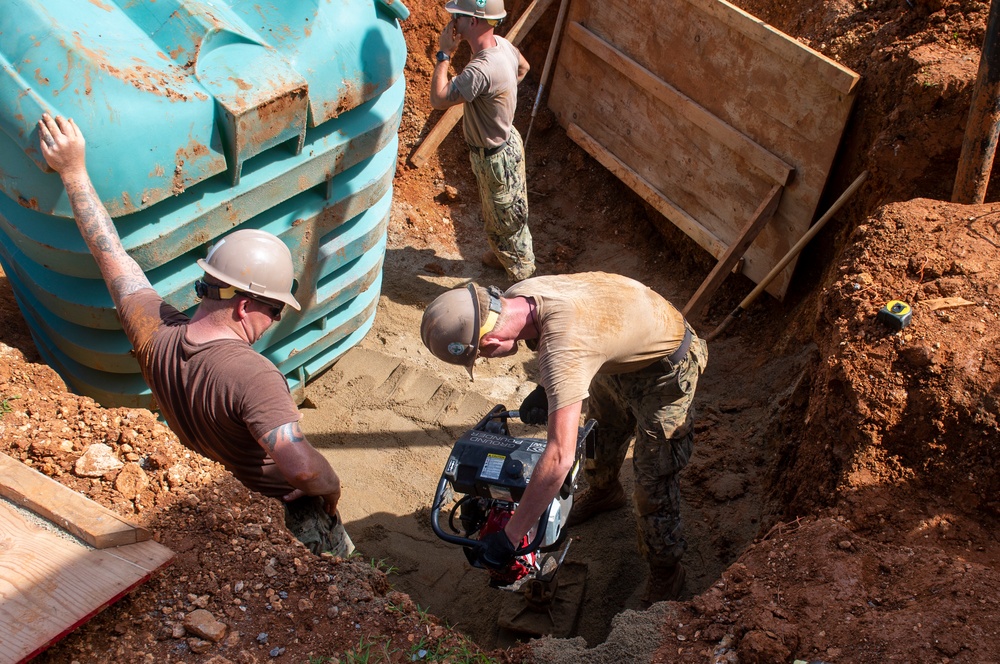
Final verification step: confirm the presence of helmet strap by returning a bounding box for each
[479,310,499,339]
[195,279,239,301]
[478,286,503,339]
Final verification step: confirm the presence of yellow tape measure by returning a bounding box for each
[877,300,912,330]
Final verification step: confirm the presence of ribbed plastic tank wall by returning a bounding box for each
[0,0,409,407]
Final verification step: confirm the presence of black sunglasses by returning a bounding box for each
[242,294,284,321]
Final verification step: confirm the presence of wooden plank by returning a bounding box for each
[0,500,174,663]
[682,184,783,321]
[102,538,177,572]
[555,42,762,250]
[566,123,726,257]
[0,453,148,549]
[560,0,850,142]
[409,0,557,168]
[682,0,860,95]
[410,107,463,169]
[566,21,793,187]
[548,0,859,299]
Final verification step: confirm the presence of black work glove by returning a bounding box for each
[476,530,517,570]
[519,385,549,425]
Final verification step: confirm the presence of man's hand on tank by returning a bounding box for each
[38,113,87,178]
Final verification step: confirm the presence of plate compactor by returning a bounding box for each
[430,405,597,637]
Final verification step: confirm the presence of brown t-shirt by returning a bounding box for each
[505,272,688,412]
[118,289,301,498]
[452,35,520,149]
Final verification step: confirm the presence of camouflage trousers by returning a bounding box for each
[469,126,535,281]
[284,496,355,558]
[584,331,708,569]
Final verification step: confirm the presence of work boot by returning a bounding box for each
[566,481,627,528]
[640,564,686,607]
[481,249,504,269]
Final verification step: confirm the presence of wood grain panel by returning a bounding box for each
[548,0,859,298]
[0,500,173,663]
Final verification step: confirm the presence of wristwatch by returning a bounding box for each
[436,50,451,63]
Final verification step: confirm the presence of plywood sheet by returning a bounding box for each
[548,0,859,298]
[0,468,173,663]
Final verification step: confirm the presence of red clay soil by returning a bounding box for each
[2,0,1000,662]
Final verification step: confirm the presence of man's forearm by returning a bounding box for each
[62,173,150,306]
[430,63,456,110]
[505,455,566,541]
[289,455,341,496]
[262,423,342,497]
[504,402,581,543]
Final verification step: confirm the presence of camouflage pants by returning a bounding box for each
[284,496,355,558]
[469,126,535,281]
[584,331,708,569]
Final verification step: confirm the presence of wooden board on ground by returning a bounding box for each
[548,0,859,299]
[0,457,174,663]
[0,452,149,548]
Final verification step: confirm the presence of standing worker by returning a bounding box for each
[37,113,354,558]
[430,0,536,282]
[419,273,708,603]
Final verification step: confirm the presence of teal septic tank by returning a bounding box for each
[0,0,409,407]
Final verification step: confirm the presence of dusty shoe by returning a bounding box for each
[566,481,627,527]
[481,249,504,269]
[641,564,686,606]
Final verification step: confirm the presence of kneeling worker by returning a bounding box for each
[38,113,353,558]
[419,272,707,603]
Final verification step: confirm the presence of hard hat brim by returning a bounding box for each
[464,283,481,380]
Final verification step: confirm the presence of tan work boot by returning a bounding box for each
[566,481,627,527]
[481,249,504,269]
[641,563,686,606]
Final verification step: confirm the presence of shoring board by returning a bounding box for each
[0,452,148,548]
[566,122,727,257]
[683,183,783,320]
[565,21,794,188]
[0,499,174,663]
[548,0,859,299]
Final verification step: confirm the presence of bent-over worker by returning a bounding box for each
[420,272,708,603]
[430,0,535,282]
[37,113,353,558]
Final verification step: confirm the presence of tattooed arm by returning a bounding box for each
[38,114,152,310]
[258,420,342,515]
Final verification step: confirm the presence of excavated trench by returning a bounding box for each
[294,263,809,649]
[316,0,852,646]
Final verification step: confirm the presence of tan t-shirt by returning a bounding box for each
[505,273,688,412]
[452,35,520,148]
[118,289,301,498]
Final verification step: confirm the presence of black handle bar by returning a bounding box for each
[429,476,551,556]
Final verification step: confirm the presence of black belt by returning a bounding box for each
[469,141,506,157]
[666,326,693,365]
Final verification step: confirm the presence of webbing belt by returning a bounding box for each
[666,326,693,365]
